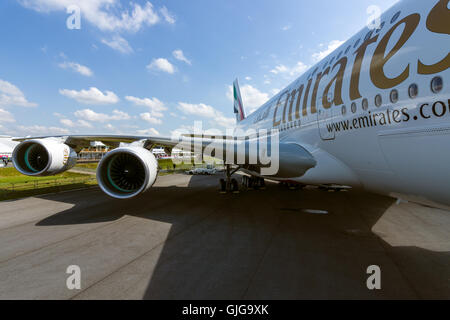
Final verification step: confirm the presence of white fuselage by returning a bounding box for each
[237,0,450,207]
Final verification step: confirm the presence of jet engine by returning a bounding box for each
[12,139,77,176]
[97,146,158,199]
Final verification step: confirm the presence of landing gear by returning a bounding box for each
[280,181,305,190]
[318,185,347,192]
[241,176,266,191]
[219,165,240,194]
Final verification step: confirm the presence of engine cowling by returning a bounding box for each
[12,139,77,176]
[97,146,158,199]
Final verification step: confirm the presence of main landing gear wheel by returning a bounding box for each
[280,182,305,190]
[219,164,241,194]
[219,179,227,194]
[242,176,265,191]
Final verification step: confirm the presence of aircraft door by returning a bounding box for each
[318,93,335,140]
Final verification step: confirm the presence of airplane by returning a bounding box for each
[0,136,18,167]
[10,0,450,209]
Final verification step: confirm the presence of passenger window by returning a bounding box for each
[364,30,374,42]
[375,94,382,107]
[390,89,399,103]
[431,76,443,94]
[362,98,369,111]
[345,45,351,54]
[351,102,357,113]
[408,84,418,99]
[391,11,401,24]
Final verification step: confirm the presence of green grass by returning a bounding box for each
[0,167,90,184]
[0,156,224,200]
[75,163,99,170]
[0,167,96,200]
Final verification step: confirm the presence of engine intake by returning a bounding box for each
[13,139,77,176]
[97,146,158,199]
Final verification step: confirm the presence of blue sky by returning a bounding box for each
[0,0,398,137]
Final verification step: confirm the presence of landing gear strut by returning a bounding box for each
[242,176,266,190]
[219,165,240,194]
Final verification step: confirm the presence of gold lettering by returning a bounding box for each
[282,91,291,124]
[295,84,305,119]
[311,68,330,114]
[370,14,420,89]
[302,79,313,117]
[426,0,450,35]
[350,35,379,100]
[418,0,450,74]
[322,57,348,109]
[273,91,288,127]
[287,89,297,122]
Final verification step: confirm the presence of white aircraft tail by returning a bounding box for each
[233,79,245,122]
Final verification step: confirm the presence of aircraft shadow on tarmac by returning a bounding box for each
[36,174,450,299]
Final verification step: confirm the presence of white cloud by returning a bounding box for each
[60,118,74,127]
[137,128,160,136]
[312,40,344,62]
[177,102,235,128]
[60,118,93,128]
[0,109,15,123]
[59,87,119,105]
[125,96,166,117]
[58,61,93,77]
[101,35,133,54]
[227,84,269,114]
[16,125,69,135]
[290,61,309,75]
[270,61,308,77]
[172,49,191,65]
[147,58,176,74]
[270,88,280,96]
[270,65,289,75]
[0,79,37,107]
[160,6,175,24]
[140,112,162,125]
[245,76,252,81]
[177,102,216,118]
[77,120,93,128]
[74,109,130,122]
[19,1,163,33]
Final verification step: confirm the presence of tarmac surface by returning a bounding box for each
[0,173,448,299]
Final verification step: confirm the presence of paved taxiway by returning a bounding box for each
[0,173,448,299]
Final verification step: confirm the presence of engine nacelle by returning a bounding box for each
[12,139,77,176]
[97,146,158,199]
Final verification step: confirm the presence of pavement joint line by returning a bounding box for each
[0,188,103,233]
[69,191,227,300]
[0,183,206,264]
[357,202,422,299]
[0,186,100,203]
[0,215,133,265]
[240,191,285,299]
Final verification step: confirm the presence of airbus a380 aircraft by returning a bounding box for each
[12,0,450,208]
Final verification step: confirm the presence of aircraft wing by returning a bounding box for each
[11,133,317,198]
[13,135,177,151]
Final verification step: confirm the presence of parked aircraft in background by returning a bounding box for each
[11,0,450,209]
[0,136,18,167]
